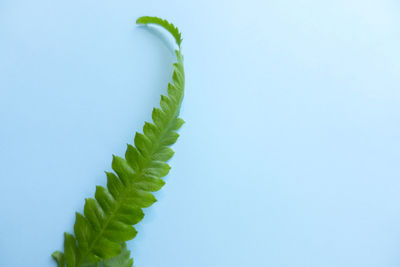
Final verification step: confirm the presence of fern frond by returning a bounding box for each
[136,16,183,47]
[52,16,185,267]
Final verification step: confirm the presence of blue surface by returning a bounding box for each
[1,1,400,266]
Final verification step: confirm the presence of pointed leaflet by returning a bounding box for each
[52,251,65,267]
[99,243,134,267]
[52,16,185,266]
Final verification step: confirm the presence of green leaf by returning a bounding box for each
[99,243,133,267]
[74,213,93,252]
[78,244,133,267]
[136,16,183,47]
[52,251,65,267]
[84,198,105,232]
[53,16,185,267]
[103,221,137,242]
[64,233,78,267]
[95,186,116,214]
[92,237,121,259]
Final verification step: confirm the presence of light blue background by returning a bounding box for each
[1,0,400,266]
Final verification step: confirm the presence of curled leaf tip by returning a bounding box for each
[136,16,182,47]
